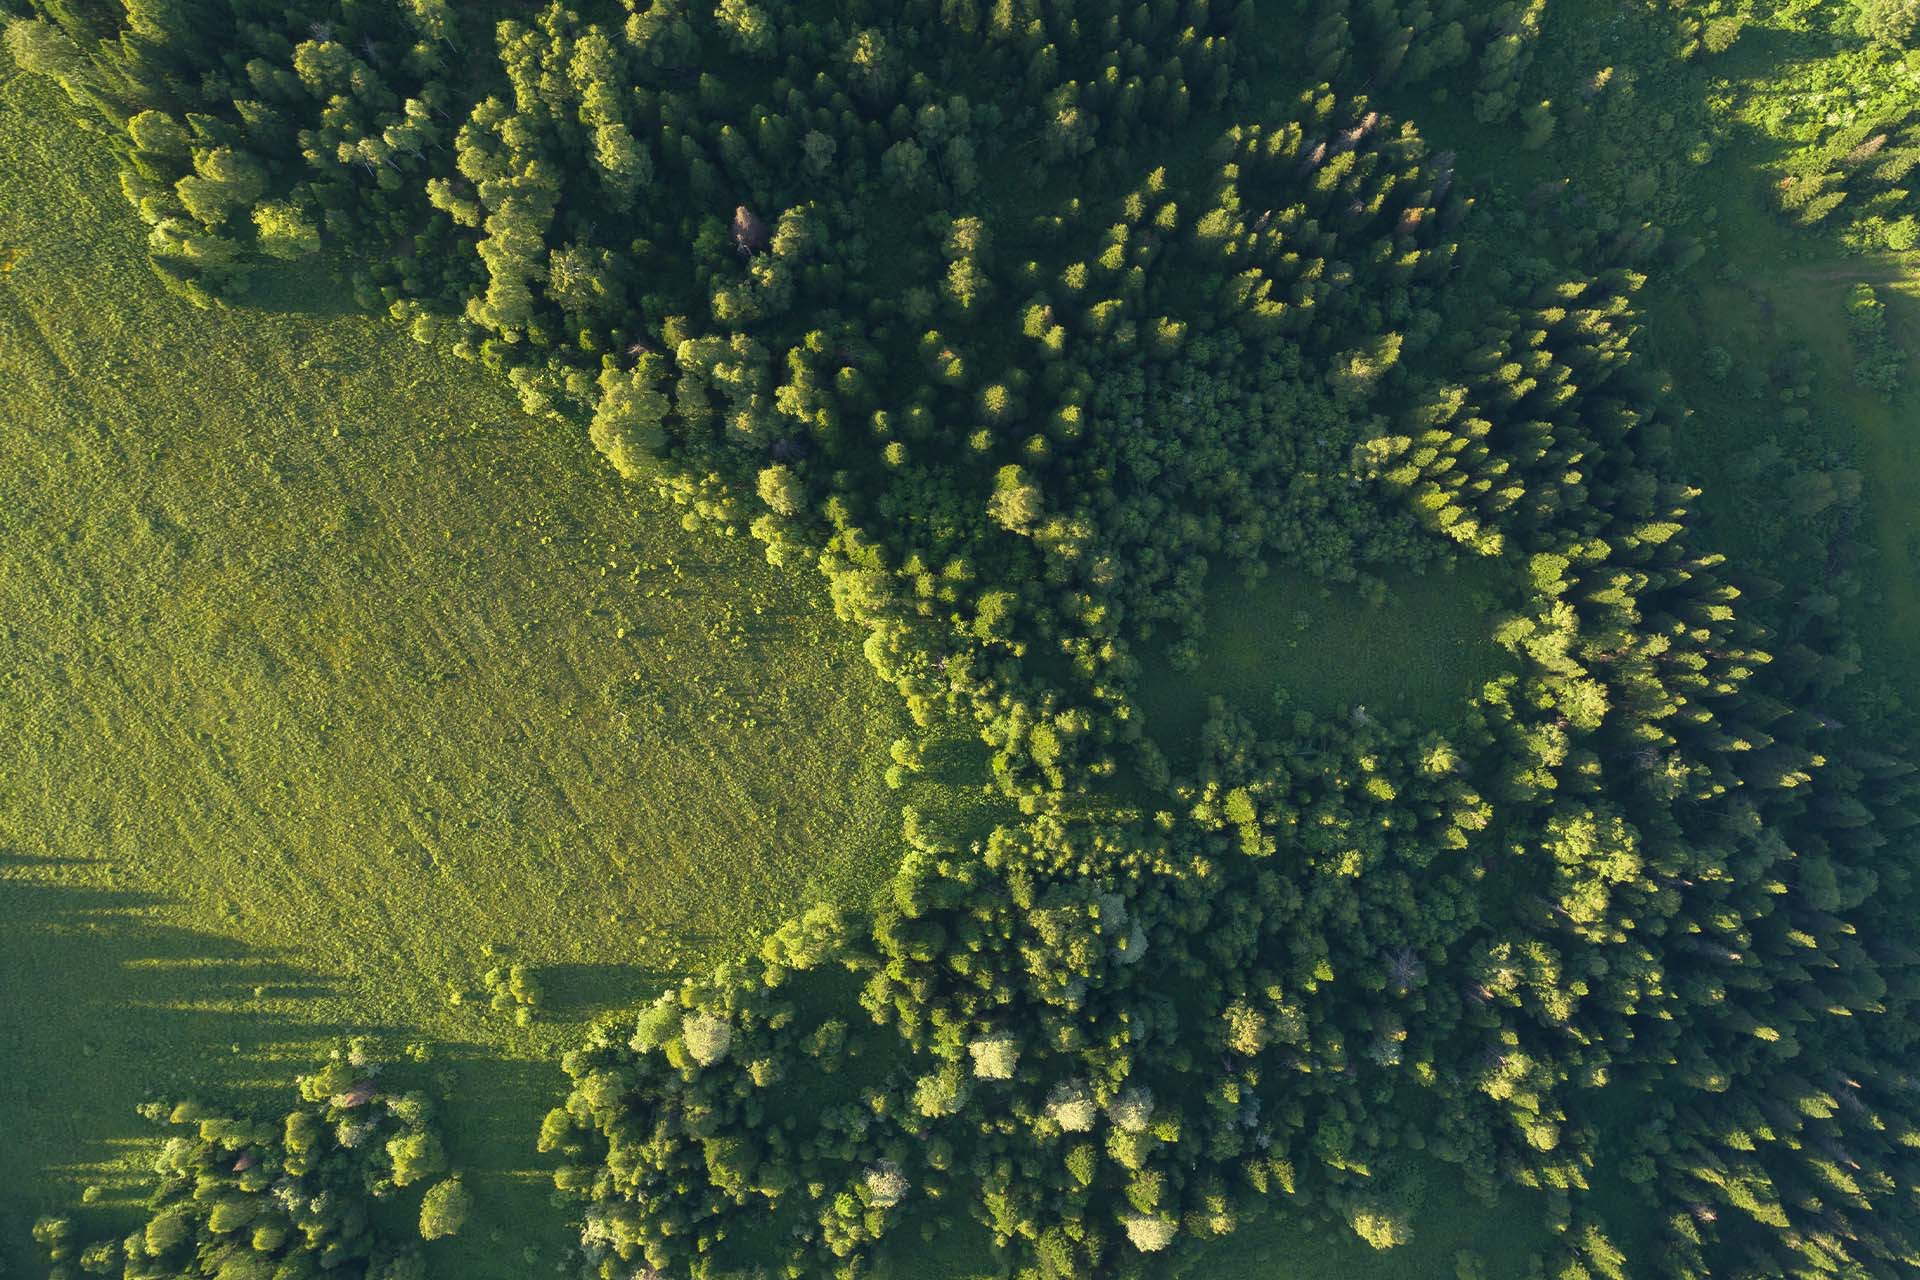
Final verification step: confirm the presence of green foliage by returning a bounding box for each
[417,1177,471,1241]
[35,1044,444,1280]
[9,4,1920,1280]
[472,961,546,1027]
[386,1129,447,1187]
[1848,281,1907,394]
[1856,0,1920,47]
[3,17,85,84]
[1728,4,1920,251]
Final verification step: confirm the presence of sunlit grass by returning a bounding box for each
[0,67,905,1276]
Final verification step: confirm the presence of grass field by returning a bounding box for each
[0,67,908,1275]
[1646,251,1920,691]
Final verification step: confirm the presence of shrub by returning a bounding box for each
[418,1177,472,1240]
[1847,283,1905,396]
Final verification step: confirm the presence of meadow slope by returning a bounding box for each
[0,66,906,1276]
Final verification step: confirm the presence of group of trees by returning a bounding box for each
[505,9,1914,1277]
[1848,282,1907,395]
[1777,110,1920,252]
[535,173,1920,1274]
[1744,0,1920,253]
[13,0,1920,1278]
[35,1041,468,1279]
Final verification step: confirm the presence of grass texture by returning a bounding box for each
[0,67,906,1276]
[1136,564,1512,759]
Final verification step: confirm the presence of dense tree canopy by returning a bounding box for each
[12,0,1920,1277]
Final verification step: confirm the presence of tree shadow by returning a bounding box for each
[233,253,365,320]
[0,854,366,1273]
[412,1044,620,1273]
[533,961,677,1019]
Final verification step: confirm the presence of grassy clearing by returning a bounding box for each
[0,69,907,1274]
[1647,257,1920,675]
[1629,160,1920,713]
[873,1158,1554,1280]
[1378,0,1920,715]
[1135,563,1512,759]
[1168,1166,1550,1280]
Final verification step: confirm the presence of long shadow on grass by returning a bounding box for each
[415,1041,656,1271]
[535,961,677,1019]
[0,852,369,1271]
[235,255,364,319]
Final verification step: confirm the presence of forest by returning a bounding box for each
[2,0,1918,1277]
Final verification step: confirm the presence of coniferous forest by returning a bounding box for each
[4,0,1920,1278]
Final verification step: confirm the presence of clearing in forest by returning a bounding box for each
[1135,563,1511,759]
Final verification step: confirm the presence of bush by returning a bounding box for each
[419,1177,472,1241]
[1847,283,1906,396]
[1702,16,1744,54]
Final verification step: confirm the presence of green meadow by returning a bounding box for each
[0,68,906,1277]
[1135,564,1512,761]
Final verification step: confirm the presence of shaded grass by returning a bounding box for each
[0,69,906,1275]
[1135,563,1512,761]
[864,1157,1556,1280]
[1166,1166,1551,1280]
[1646,258,1920,667]
[1624,148,1920,720]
